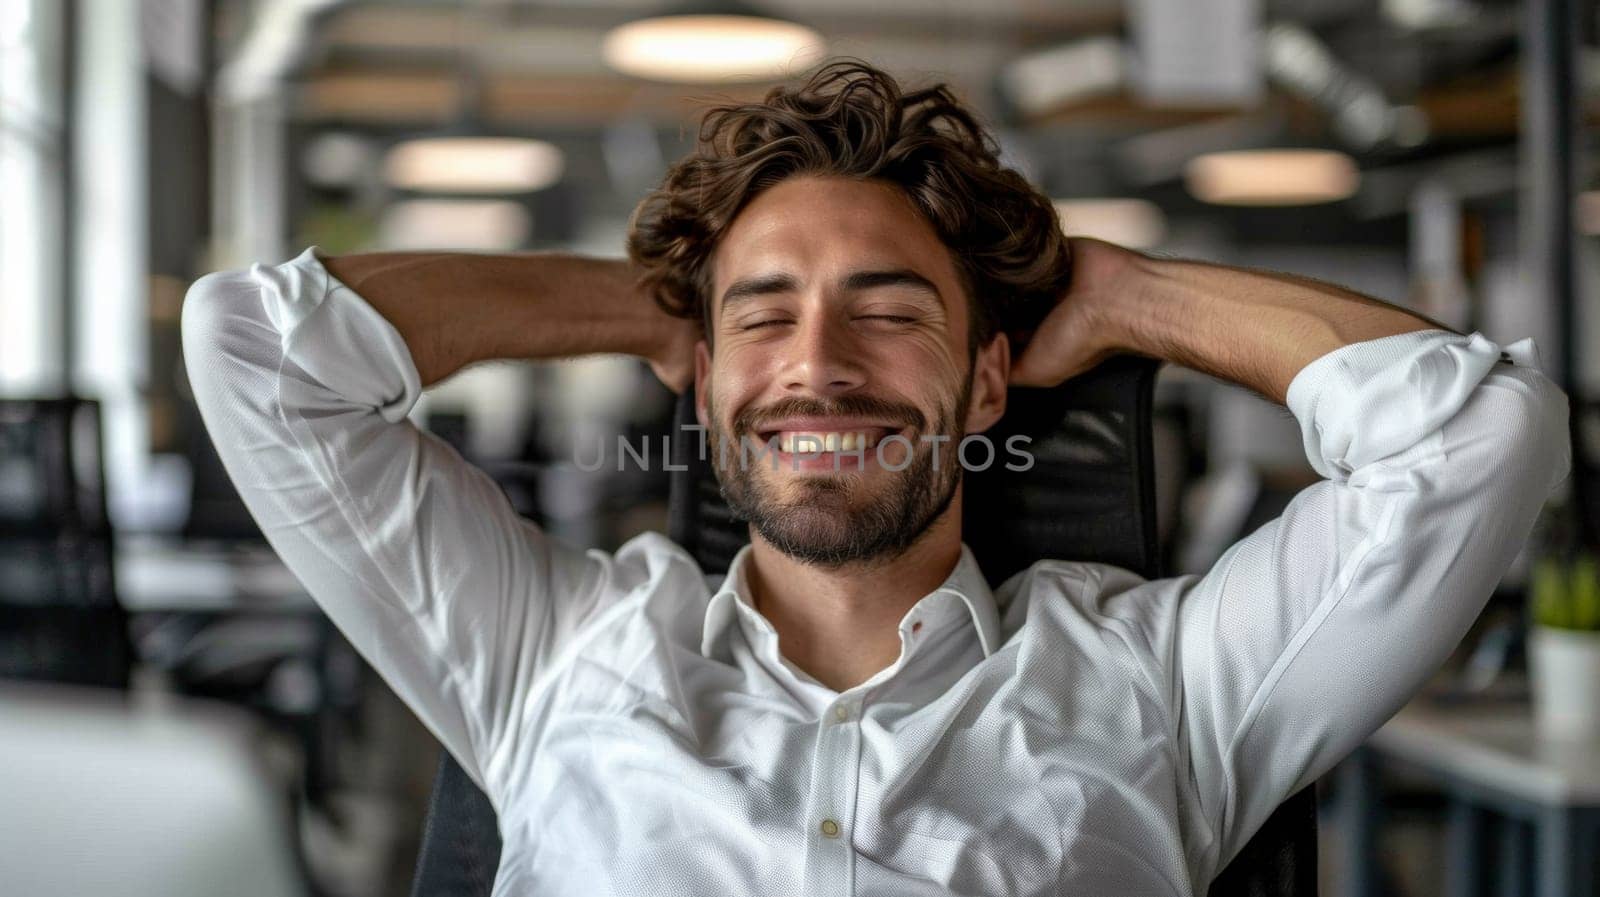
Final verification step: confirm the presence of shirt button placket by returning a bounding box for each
[802,698,862,894]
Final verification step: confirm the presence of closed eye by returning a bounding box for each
[860,315,916,324]
[740,319,793,331]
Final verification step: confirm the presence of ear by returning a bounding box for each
[965,332,1010,434]
[693,339,712,430]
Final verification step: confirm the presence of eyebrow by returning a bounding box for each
[718,268,944,315]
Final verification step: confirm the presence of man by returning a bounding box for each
[184,60,1569,896]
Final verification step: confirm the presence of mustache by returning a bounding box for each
[733,395,926,437]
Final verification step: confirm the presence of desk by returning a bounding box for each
[116,536,316,614]
[1341,700,1600,897]
[114,537,349,803]
[0,682,307,897]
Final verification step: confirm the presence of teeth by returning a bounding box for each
[776,430,884,452]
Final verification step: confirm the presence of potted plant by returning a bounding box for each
[1528,552,1600,739]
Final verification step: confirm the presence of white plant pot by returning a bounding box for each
[1529,625,1600,740]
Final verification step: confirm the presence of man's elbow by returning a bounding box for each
[1455,365,1572,516]
[1507,367,1573,497]
[180,270,245,364]
[180,268,282,424]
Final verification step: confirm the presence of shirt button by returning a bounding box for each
[833,704,851,722]
[820,818,841,839]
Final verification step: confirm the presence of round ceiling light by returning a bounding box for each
[602,13,825,83]
[379,199,532,251]
[383,137,564,194]
[1052,198,1167,249]
[1184,149,1360,206]
[303,132,375,188]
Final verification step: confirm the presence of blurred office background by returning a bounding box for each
[3,1,1599,895]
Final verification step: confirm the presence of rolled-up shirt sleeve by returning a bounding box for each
[181,247,619,798]
[1164,329,1571,876]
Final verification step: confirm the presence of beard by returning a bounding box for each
[705,383,971,569]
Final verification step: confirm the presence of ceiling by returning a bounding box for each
[213,0,1596,249]
[266,0,1546,133]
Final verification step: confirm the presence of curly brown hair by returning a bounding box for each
[625,57,1072,354]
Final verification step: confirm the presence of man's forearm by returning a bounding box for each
[1103,251,1450,405]
[321,251,676,387]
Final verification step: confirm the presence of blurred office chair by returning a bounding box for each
[153,609,358,812]
[0,398,131,688]
[408,357,1319,897]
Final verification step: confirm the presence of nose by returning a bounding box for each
[779,311,867,396]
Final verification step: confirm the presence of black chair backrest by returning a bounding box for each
[411,356,1318,896]
[0,398,129,688]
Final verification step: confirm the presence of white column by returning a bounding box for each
[73,0,149,526]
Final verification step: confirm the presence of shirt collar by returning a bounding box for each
[699,542,1002,663]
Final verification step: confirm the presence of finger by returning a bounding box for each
[1007,353,1056,387]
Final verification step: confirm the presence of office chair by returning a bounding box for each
[0,398,130,689]
[410,356,1319,897]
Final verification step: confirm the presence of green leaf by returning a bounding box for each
[1532,556,1572,629]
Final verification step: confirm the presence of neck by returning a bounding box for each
[743,497,964,692]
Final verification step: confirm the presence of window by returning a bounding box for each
[0,0,65,394]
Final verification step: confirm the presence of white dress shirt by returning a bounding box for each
[183,247,1571,897]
